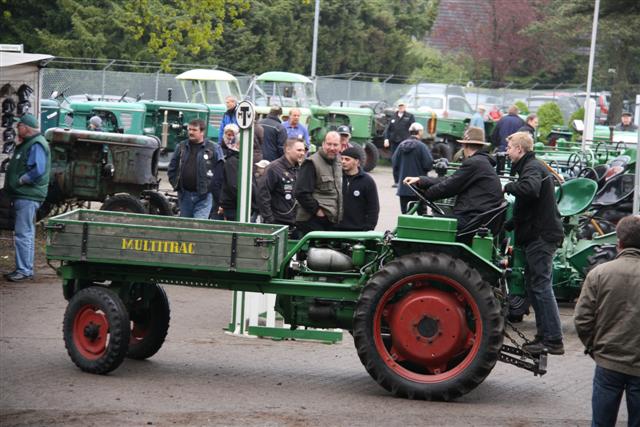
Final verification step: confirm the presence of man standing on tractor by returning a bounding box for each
[168,119,224,219]
[403,126,502,230]
[574,215,640,426]
[3,114,50,282]
[294,131,342,235]
[282,108,310,150]
[504,131,564,355]
[384,101,415,186]
[256,138,306,236]
[334,146,379,231]
[218,96,238,143]
[491,105,524,152]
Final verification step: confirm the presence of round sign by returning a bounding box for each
[235,100,255,130]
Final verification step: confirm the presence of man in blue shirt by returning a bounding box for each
[218,96,238,143]
[3,114,50,282]
[470,104,486,129]
[282,108,309,150]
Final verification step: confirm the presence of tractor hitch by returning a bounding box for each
[499,344,547,376]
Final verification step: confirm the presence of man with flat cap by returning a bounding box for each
[403,126,502,230]
[614,111,638,132]
[3,114,50,282]
[334,146,379,231]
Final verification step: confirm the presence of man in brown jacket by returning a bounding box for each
[574,215,640,427]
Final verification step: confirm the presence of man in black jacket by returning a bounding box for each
[168,119,224,219]
[259,106,288,161]
[504,131,564,355]
[403,127,503,230]
[335,146,379,231]
[384,102,415,188]
[256,139,306,232]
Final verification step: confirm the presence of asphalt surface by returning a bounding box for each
[0,165,630,426]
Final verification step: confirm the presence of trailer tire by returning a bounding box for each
[63,286,130,374]
[145,191,173,216]
[363,141,379,172]
[353,252,503,400]
[127,283,171,360]
[101,193,146,214]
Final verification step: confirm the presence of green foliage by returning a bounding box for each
[408,43,471,83]
[537,102,565,142]
[515,101,529,115]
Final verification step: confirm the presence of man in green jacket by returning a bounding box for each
[3,114,50,282]
[574,215,640,426]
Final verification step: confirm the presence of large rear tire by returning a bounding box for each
[145,191,173,216]
[363,141,379,172]
[63,286,130,374]
[353,252,503,400]
[126,283,171,360]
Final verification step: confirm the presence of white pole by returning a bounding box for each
[582,0,600,151]
[311,0,320,77]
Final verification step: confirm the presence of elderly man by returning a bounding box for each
[168,119,224,219]
[614,111,638,132]
[218,96,238,143]
[256,139,306,235]
[383,101,415,155]
[282,108,310,150]
[393,122,433,214]
[404,126,502,231]
[470,104,486,129]
[294,131,342,235]
[88,115,103,131]
[3,114,50,282]
[504,131,564,355]
[575,215,640,427]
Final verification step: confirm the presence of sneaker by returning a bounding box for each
[3,271,17,280]
[523,340,564,355]
[5,272,33,282]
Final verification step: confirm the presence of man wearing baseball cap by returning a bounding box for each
[403,126,502,230]
[336,125,354,152]
[3,114,51,282]
[614,111,638,132]
[334,146,379,231]
[383,101,415,167]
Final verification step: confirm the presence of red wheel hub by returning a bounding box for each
[73,305,109,360]
[387,288,471,371]
[373,274,482,382]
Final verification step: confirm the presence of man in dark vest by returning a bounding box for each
[3,114,51,282]
[294,131,342,235]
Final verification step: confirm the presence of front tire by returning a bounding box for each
[362,141,379,172]
[63,286,130,374]
[353,252,503,400]
[126,283,171,360]
[101,193,146,214]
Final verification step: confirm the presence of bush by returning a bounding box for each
[537,102,565,142]
[515,101,529,115]
[568,107,585,141]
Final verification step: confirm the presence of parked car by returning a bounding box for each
[465,93,502,111]
[573,91,610,124]
[526,95,581,125]
[405,94,474,120]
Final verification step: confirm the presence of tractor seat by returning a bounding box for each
[456,201,508,241]
[592,173,635,208]
[557,178,598,217]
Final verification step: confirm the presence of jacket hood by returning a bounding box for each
[399,138,422,153]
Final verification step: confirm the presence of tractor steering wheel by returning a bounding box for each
[407,183,447,216]
[577,166,598,181]
[594,142,609,163]
[567,153,584,178]
[614,141,628,154]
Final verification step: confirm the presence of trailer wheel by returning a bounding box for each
[353,252,503,400]
[145,191,173,216]
[363,141,379,172]
[127,283,171,360]
[101,193,146,214]
[63,286,130,374]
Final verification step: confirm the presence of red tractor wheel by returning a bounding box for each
[127,283,171,360]
[353,252,504,400]
[63,286,130,374]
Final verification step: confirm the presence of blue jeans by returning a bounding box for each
[592,365,640,427]
[178,191,212,219]
[523,237,563,342]
[13,198,41,276]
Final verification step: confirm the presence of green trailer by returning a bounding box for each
[46,207,546,401]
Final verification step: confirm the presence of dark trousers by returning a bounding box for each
[523,237,563,342]
[592,365,640,427]
[399,196,419,214]
[296,216,333,236]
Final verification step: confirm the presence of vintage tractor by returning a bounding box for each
[45,177,553,402]
[41,127,173,217]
